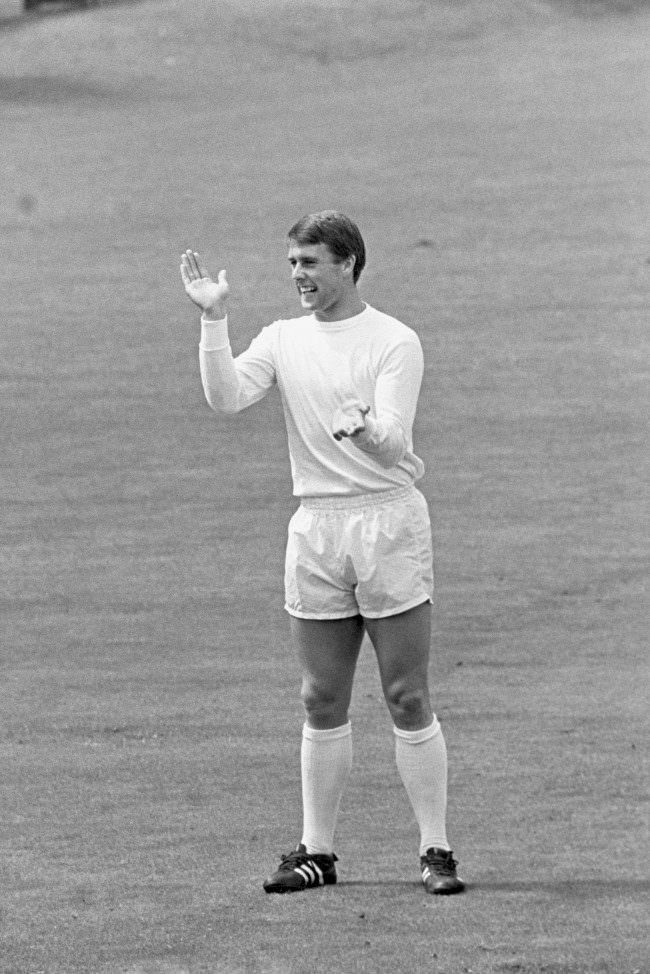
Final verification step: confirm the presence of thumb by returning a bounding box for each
[217,269,228,284]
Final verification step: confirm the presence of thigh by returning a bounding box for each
[290,615,365,728]
[364,601,432,699]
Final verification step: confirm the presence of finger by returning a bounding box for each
[185,250,202,279]
[180,263,191,286]
[194,252,211,279]
[181,252,197,281]
[336,418,365,439]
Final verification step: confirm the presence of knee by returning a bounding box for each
[301,678,347,726]
[384,680,431,730]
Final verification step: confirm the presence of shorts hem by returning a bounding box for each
[359,594,432,620]
[284,604,362,620]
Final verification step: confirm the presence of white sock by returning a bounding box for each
[301,722,352,856]
[394,717,450,855]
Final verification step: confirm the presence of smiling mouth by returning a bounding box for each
[299,286,317,294]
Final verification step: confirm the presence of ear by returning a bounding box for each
[341,254,356,279]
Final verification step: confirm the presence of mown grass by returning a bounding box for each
[1,1,649,972]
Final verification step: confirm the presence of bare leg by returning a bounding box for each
[365,601,451,857]
[364,600,433,730]
[289,614,365,854]
[290,614,365,729]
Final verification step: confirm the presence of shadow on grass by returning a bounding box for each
[471,878,650,896]
[341,879,650,896]
[342,880,421,889]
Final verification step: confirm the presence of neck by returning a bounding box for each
[314,291,364,322]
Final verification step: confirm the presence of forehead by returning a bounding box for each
[287,241,336,263]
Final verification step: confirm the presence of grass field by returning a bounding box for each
[2,0,649,971]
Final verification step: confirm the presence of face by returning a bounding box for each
[287,241,356,320]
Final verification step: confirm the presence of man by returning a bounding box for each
[180,211,465,896]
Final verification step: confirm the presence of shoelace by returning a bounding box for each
[424,851,458,875]
[277,850,313,872]
[277,849,336,871]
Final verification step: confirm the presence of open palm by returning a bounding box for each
[180,250,229,313]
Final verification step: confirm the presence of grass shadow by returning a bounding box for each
[464,879,650,896]
[341,878,650,897]
[341,880,421,889]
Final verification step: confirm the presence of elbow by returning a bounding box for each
[204,393,241,416]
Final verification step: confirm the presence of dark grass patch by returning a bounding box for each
[0,73,120,103]
[545,0,649,14]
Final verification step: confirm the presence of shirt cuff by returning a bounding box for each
[199,315,229,351]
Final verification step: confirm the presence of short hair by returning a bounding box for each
[287,210,366,283]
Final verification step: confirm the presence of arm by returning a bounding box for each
[181,250,276,414]
[332,338,424,468]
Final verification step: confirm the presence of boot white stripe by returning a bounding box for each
[303,864,317,884]
[311,862,324,885]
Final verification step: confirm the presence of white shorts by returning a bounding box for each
[284,485,434,620]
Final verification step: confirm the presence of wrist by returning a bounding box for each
[354,413,376,444]
[203,301,227,321]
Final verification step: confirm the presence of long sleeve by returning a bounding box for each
[196,304,424,496]
[351,338,424,469]
[199,315,276,414]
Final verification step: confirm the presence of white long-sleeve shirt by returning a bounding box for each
[199,303,425,497]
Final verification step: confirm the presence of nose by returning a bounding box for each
[291,263,302,280]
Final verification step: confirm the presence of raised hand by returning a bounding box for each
[180,250,229,316]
